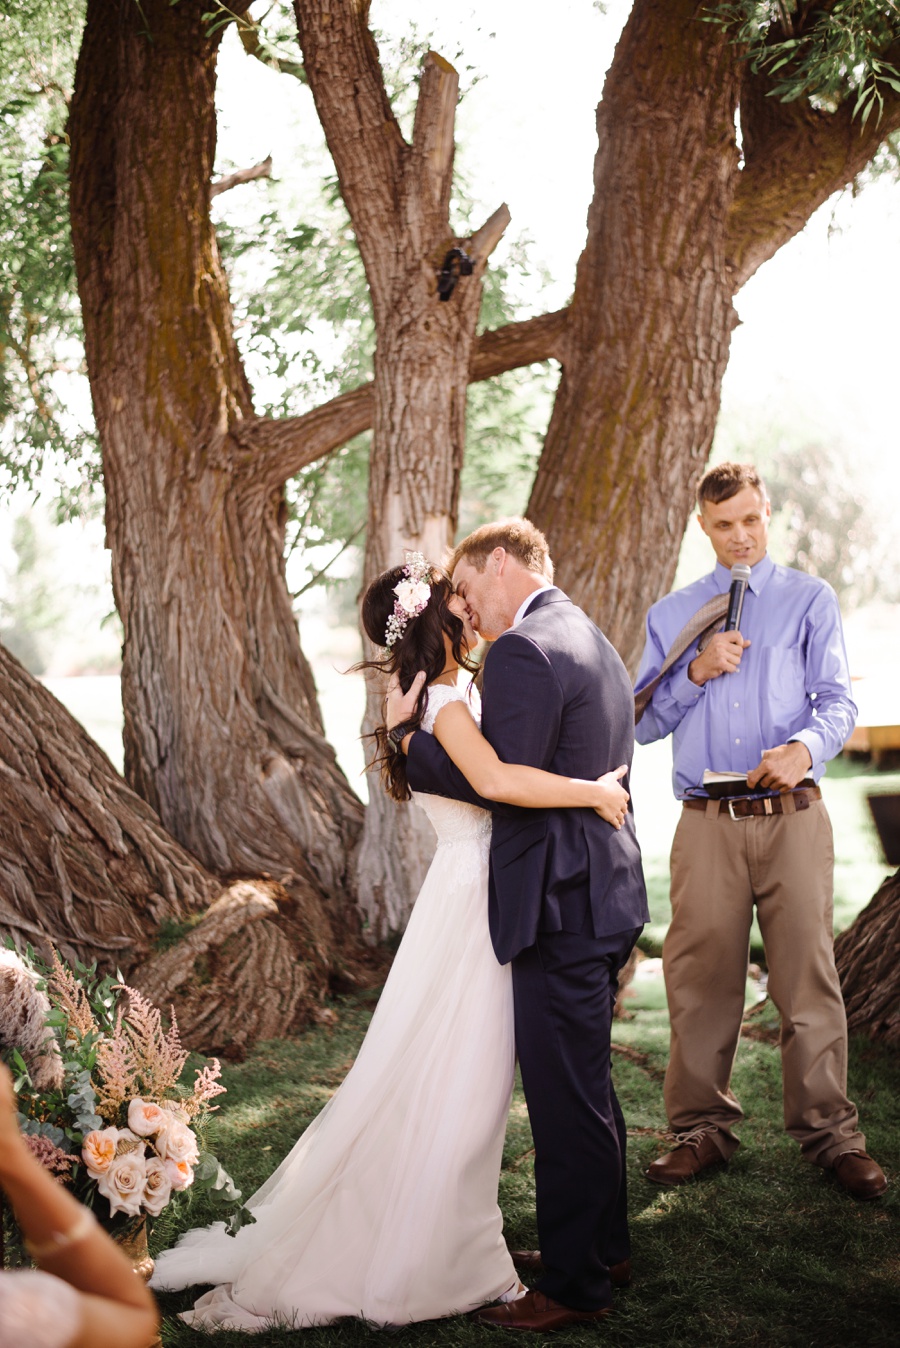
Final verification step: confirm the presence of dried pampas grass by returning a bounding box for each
[0,949,65,1092]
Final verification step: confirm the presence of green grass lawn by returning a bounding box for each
[152,989,900,1348]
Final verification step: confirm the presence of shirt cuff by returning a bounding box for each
[788,730,823,777]
[670,662,706,708]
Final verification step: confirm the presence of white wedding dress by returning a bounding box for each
[151,683,517,1330]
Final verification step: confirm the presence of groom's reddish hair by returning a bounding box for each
[450,517,552,578]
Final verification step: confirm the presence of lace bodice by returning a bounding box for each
[413,682,492,846]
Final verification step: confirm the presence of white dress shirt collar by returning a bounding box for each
[512,583,557,628]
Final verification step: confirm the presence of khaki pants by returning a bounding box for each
[663,798,863,1166]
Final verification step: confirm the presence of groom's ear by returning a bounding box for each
[492,547,507,576]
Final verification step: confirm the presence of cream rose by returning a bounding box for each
[142,1156,173,1216]
[127,1098,170,1138]
[82,1127,120,1179]
[157,1119,199,1166]
[164,1157,194,1192]
[97,1150,147,1218]
[394,577,430,614]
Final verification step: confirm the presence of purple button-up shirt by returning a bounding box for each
[634,554,857,798]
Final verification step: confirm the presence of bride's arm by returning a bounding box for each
[432,701,630,828]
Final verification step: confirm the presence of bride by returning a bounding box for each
[151,554,629,1331]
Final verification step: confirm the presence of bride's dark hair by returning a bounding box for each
[358,563,477,802]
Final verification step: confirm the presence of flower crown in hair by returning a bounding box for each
[384,552,433,647]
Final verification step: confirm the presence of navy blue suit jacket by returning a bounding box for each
[407,589,649,964]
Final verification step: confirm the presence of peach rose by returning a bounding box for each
[163,1156,194,1192]
[97,1150,147,1217]
[142,1156,173,1216]
[127,1098,170,1138]
[82,1127,120,1179]
[157,1119,198,1166]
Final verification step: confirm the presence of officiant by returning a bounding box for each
[633,462,886,1200]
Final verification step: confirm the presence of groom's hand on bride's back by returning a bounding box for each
[593,765,629,829]
[384,669,427,730]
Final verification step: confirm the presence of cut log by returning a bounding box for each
[132,882,316,1057]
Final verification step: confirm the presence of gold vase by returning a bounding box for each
[113,1215,155,1282]
[112,1217,163,1348]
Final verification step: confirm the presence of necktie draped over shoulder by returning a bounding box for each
[633,592,730,724]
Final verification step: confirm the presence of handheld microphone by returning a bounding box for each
[725,563,751,632]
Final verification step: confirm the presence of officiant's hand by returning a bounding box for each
[747,741,812,792]
[384,669,426,730]
[688,631,750,686]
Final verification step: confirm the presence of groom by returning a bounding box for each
[386,518,648,1331]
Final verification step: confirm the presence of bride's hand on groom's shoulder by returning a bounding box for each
[384,669,427,729]
[593,765,629,829]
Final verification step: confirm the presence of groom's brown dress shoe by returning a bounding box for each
[474,1290,611,1331]
[831,1150,888,1200]
[509,1251,632,1287]
[645,1126,726,1186]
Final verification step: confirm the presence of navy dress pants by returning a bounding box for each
[511,925,641,1310]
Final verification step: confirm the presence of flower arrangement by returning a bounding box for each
[0,944,251,1246]
[384,551,434,646]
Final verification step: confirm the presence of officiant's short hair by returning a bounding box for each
[697,462,767,507]
[451,517,552,578]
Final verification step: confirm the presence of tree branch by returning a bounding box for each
[292,0,405,292]
[210,155,272,198]
[467,204,512,270]
[410,50,458,223]
[727,46,900,290]
[239,306,569,489]
[470,305,568,381]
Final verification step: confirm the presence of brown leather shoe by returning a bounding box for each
[645,1126,727,1186]
[509,1251,632,1287]
[474,1289,611,1331]
[832,1150,888,1200]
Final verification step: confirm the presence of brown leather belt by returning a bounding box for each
[683,786,822,820]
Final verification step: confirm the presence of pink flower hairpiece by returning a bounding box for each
[384,552,434,647]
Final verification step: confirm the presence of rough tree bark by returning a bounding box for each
[0,643,328,1054]
[67,0,363,966]
[526,2,900,674]
[293,0,513,935]
[835,869,900,1046]
[0,643,214,964]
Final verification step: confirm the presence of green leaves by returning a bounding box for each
[191,1149,256,1233]
[0,0,98,506]
[707,1,900,121]
[66,1068,103,1135]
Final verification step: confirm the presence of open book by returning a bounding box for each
[702,770,749,799]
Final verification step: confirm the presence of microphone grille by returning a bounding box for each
[730,563,752,581]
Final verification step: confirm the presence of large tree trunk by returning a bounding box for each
[0,641,214,965]
[836,870,900,1045]
[294,1,510,935]
[528,1,742,673]
[0,643,349,1053]
[527,2,900,673]
[67,0,362,955]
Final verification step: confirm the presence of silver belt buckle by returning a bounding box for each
[728,796,774,821]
